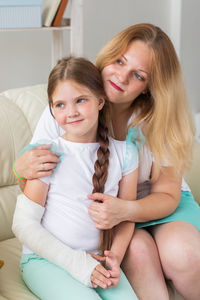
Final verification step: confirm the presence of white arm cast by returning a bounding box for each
[12,194,99,287]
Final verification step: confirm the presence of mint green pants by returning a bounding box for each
[20,254,138,300]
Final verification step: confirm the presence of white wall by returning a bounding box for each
[0,0,199,113]
[83,0,170,61]
[180,0,200,112]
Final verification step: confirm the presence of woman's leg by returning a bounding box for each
[96,270,138,300]
[21,255,102,300]
[151,221,200,300]
[121,229,169,300]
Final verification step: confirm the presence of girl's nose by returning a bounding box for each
[67,104,79,118]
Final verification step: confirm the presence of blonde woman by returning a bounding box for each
[14,24,200,299]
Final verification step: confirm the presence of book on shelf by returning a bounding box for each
[42,0,61,27]
[52,0,69,27]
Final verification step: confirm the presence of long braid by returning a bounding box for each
[92,110,113,254]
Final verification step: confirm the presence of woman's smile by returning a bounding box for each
[109,80,124,92]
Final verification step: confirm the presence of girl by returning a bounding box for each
[13,57,139,300]
[14,24,200,299]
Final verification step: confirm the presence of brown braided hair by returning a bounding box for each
[47,57,112,254]
[92,108,113,254]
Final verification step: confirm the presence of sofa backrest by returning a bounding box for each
[0,84,48,241]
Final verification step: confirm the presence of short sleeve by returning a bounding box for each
[31,106,65,143]
[39,175,51,186]
[122,127,145,176]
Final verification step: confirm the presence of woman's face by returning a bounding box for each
[102,40,151,106]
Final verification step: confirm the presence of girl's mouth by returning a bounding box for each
[67,119,83,125]
[109,80,123,92]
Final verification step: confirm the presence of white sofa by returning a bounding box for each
[0,84,199,299]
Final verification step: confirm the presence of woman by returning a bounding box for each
[14,24,200,300]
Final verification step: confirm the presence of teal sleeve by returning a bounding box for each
[122,127,145,174]
[19,139,65,164]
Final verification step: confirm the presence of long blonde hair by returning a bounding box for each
[96,23,195,180]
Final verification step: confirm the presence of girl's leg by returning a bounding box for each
[21,256,102,300]
[96,270,138,300]
[151,221,200,300]
[121,229,169,300]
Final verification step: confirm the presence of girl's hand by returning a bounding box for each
[88,253,111,289]
[91,264,112,289]
[15,145,60,180]
[88,193,126,229]
[104,250,121,288]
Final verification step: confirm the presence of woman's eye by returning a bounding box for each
[135,73,144,81]
[77,98,86,103]
[116,59,123,65]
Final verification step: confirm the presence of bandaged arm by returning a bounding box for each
[12,194,99,287]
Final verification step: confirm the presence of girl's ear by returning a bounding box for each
[98,98,105,110]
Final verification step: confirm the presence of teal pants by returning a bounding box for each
[20,254,138,300]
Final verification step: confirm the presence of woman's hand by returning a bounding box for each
[15,144,60,180]
[88,193,128,229]
[89,253,111,289]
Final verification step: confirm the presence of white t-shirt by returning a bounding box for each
[23,136,138,255]
[31,105,190,197]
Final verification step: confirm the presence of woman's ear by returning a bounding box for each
[98,98,105,110]
[142,87,150,95]
[142,89,147,94]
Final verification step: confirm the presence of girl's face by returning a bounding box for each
[52,80,104,143]
[102,40,151,107]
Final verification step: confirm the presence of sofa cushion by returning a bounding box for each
[0,238,38,299]
[0,185,21,241]
[0,295,8,299]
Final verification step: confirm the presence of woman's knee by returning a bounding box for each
[124,229,158,265]
[152,222,200,278]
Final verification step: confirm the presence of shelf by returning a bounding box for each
[0,0,83,68]
[0,25,71,32]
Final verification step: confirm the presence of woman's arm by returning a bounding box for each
[131,165,182,222]
[88,166,182,228]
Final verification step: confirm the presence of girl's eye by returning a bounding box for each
[55,103,65,108]
[77,98,86,103]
